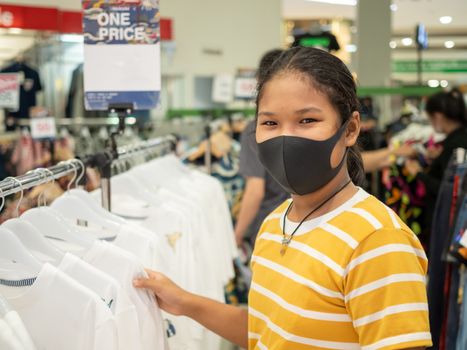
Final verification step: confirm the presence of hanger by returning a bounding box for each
[20,169,95,249]
[2,177,64,262]
[0,186,42,276]
[51,161,120,234]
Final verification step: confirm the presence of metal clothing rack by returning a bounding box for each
[84,135,177,211]
[17,117,137,128]
[0,159,84,198]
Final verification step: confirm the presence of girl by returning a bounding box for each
[134,47,431,350]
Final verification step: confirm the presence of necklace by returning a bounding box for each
[280,179,352,256]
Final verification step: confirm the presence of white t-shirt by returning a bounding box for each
[81,241,168,350]
[111,224,159,270]
[3,311,36,350]
[57,253,142,350]
[0,318,25,350]
[0,263,118,350]
[122,176,225,350]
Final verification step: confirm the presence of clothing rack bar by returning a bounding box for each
[116,135,177,161]
[17,117,137,128]
[83,135,177,211]
[0,159,83,197]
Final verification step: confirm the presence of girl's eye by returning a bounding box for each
[261,121,277,126]
[300,118,317,124]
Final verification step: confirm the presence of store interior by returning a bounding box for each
[0,0,466,349]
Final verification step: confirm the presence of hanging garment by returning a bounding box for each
[456,267,467,350]
[0,318,24,350]
[0,263,118,350]
[1,62,42,120]
[2,310,36,350]
[57,253,142,350]
[53,240,168,350]
[427,160,458,350]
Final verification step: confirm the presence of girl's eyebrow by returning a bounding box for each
[258,107,323,117]
[257,111,276,117]
[295,107,323,114]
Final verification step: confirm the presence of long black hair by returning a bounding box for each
[256,46,365,186]
[425,88,467,127]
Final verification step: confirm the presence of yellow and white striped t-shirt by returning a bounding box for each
[248,188,432,350]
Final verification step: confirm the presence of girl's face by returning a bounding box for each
[256,72,360,168]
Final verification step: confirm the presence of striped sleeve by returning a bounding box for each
[344,228,432,350]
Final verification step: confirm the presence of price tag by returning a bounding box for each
[234,77,256,99]
[0,73,20,110]
[30,117,57,139]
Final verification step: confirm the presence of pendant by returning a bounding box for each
[280,236,290,256]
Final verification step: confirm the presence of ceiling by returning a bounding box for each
[283,0,467,34]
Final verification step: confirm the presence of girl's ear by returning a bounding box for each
[345,112,361,147]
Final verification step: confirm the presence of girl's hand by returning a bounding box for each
[133,270,191,316]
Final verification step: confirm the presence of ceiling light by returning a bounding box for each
[439,16,452,24]
[444,40,455,49]
[401,37,413,46]
[345,44,357,53]
[440,80,449,88]
[389,41,397,49]
[390,3,398,11]
[305,0,357,5]
[428,80,440,88]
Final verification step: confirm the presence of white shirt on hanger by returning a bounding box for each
[0,263,118,350]
[3,310,36,350]
[57,253,142,350]
[0,318,25,350]
[80,241,168,350]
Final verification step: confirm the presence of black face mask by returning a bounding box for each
[257,122,348,195]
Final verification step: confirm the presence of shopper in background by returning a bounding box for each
[405,89,467,222]
[134,47,431,350]
[235,49,289,247]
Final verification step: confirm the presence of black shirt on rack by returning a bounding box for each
[1,62,42,119]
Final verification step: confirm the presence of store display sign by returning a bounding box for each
[393,60,467,73]
[30,117,57,140]
[234,77,256,99]
[83,0,161,110]
[0,73,20,110]
[212,74,234,104]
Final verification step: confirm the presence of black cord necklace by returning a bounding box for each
[280,179,352,256]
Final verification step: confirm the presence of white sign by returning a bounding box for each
[0,73,20,109]
[234,77,257,99]
[30,117,57,139]
[83,0,161,110]
[212,74,234,104]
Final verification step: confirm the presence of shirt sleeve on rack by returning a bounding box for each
[344,227,432,350]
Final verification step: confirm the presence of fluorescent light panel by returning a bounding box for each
[305,0,357,5]
[401,37,413,46]
[439,16,452,24]
[444,40,455,48]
